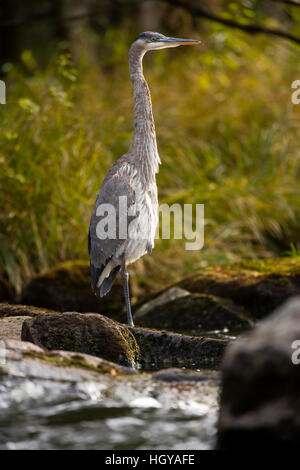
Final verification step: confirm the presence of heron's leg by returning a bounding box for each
[121,260,134,327]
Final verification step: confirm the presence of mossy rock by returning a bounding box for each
[0,303,60,342]
[1,338,136,378]
[0,302,59,318]
[21,312,139,368]
[129,326,228,370]
[134,288,253,333]
[177,258,300,319]
[19,260,133,321]
[20,308,228,371]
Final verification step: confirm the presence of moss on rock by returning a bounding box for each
[0,302,59,318]
[23,350,134,376]
[134,291,253,333]
[21,312,139,368]
[129,326,228,370]
[17,306,228,371]
[177,258,300,319]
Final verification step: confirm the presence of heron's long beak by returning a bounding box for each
[163,37,201,46]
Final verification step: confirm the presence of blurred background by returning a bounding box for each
[0,0,299,295]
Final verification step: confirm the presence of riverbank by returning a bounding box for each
[1,257,300,449]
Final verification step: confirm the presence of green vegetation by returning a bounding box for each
[24,351,122,375]
[0,26,299,293]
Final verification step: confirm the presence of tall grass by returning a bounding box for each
[0,26,299,293]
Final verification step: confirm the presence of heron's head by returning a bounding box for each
[133,31,201,51]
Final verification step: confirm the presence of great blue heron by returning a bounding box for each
[88,31,200,326]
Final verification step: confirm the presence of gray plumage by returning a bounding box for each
[88,32,200,326]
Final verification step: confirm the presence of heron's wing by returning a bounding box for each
[88,163,136,291]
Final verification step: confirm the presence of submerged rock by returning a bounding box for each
[218,296,300,448]
[134,288,253,333]
[21,312,138,368]
[19,260,131,321]
[177,258,300,320]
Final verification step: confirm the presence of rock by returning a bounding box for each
[0,303,59,342]
[0,338,136,380]
[134,287,190,318]
[134,288,253,333]
[0,316,29,341]
[20,309,228,371]
[21,312,139,368]
[217,296,300,448]
[129,326,228,370]
[0,302,59,318]
[177,258,300,320]
[151,368,220,384]
[19,260,133,321]
[0,338,44,364]
[0,339,219,450]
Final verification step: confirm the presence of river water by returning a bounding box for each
[0,370,218,450]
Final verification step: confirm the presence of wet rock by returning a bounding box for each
[151,368,220,384]
[19,260,132,321]
[21,312,138,368]
[129,326,228,370]
[0,338,219,450]
[177,258,300,320]
[218,296,300,448]
[0,338,136,380]
[134,288,253,333]
[20,309,228,371]
[0,338,44,363]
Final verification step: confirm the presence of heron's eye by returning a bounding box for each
[151,37,156,42]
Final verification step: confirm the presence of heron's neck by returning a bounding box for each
[129,44,160,185]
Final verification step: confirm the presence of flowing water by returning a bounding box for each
[0,369,219,450]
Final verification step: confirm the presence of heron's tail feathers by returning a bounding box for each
[90,263,102,292]
[99,265,120,297]
[90,260,120,297]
